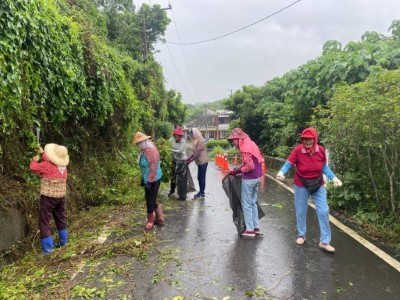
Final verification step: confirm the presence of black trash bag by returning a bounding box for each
[176,161,196,200]
[222,174,265,235]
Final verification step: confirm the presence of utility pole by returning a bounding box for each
[142,20,148,62]
[141,4,172,62]
[204,102,208,139]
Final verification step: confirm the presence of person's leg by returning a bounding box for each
[311,186,331,244]
[153,179,161,208]
[241,178,257,232]
[251,178,261,229]
[53,197,68,246]
[169,161,176,196]
[153,179,164,224]
[144,182,157,230]
[294,185,310,238]
[197,162,208,195]
[39,195,55,253]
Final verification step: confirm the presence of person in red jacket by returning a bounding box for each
[29,144,69,254]
[276,128,342,252]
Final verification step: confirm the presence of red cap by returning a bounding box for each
[173,126,184,136]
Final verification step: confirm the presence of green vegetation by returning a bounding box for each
[0,0,399,296]
[0,0,181,252]
[206,139,230,151]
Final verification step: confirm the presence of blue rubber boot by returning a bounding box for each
[40,236,54,254]
[58,229,68,247]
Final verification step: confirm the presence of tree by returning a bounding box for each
[318,67,400,222]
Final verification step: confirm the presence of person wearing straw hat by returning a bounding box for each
[132,132,164,230]
[168,126,187,197]
[29,143,70,254]
[227,128,263,238]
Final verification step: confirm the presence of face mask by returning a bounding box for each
[137,141,147,150]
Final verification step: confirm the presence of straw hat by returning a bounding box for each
[44,143,69,167]
[132,132,151,144]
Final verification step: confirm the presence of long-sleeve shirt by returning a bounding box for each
[29,153,68,197]
[187,139,208,165]
[237,152,262,179]
[169,137,187,161]
[29,153,68,179]
[139,147,162,183]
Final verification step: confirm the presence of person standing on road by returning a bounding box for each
[29,143,69,254]
[168,126,187,197]
[132,132,164,230]
[227,128,263,237]
[276,127,343,253]
[185,127,208,199]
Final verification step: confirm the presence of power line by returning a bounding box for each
[170,4,201,103]
[163,42,194,102]
[167,0,303,46]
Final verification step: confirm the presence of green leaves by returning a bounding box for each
[319,67,400,223]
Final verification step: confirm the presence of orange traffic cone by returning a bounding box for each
[233,155,238,165]
[223,156,230,172]
[262,158,266,173]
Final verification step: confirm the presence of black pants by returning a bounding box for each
[145,179,161,213]
[170,160,177,193]
[39,195,67,239]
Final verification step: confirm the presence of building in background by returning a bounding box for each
[185,109,233,140]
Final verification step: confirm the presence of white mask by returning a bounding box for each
[137,141,147,150]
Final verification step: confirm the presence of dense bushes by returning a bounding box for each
[318,68,400,225]
[0,0,185,249]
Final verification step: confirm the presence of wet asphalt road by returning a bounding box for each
[131,162,400,299]
[72,162,400,299]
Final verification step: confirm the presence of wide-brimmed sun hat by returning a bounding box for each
[132,131,151,144]
[44,143,69,167]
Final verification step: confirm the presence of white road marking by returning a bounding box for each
[265,173,400,272]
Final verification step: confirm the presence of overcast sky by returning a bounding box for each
[137,0,400,105]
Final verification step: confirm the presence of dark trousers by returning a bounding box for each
[197,162,208,194]
[39,195,67,239]
[145,178,161,213]
[170,160,177,192]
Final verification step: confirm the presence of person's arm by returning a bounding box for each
[240,152,254,173]
[145,148,159,183]
[29,151,48,175]
[276,162,293,180]
[322,164,335,180]
[280,162,293,174]
[322,164,343,187]
[186,143,202,164]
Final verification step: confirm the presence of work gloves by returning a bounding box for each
[276,171,285,181]
[276,171,343,188]
[332,177,343,187]
[229,168,241,176]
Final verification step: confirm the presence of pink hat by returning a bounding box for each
[227,128,248,140]
[173,126,184,136]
